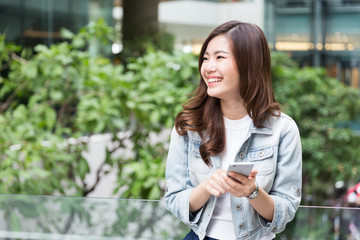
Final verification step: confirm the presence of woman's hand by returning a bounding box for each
[190,169,258,213]
[201,169,231,197]
[190,169,230,212]
[223,169,258,198]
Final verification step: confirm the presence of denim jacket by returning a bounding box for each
[164,113,302,240]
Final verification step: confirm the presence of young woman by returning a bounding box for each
[164,21,302,240]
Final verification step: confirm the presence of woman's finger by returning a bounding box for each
[248,169,258,179]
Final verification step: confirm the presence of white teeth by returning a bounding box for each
[208,78,222,83]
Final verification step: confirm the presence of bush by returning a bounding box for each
[272,52,360,204]
[0,20,198,199]
[1,21,359,206]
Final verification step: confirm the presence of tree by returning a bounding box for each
[1,20,360,206]
[0,19,195,234]
[0,19,198,200]
[120,0,174,62]
[271,52,360,205]
[123,0,159,45]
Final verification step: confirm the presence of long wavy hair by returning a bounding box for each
[175,21,280,166]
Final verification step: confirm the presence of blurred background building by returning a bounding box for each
[0,0,359,88]
[0,0,113,46]
[265,0,360,88]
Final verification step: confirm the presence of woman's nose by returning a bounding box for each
[206,61,217,72]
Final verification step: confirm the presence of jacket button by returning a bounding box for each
[239,223,245,228]
[235,204,242,210]
[239,152,245,158]
[258,150,264,157]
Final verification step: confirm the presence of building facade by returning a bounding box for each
[265,0,360,88]
[1,0,359,88]
[0,0,264,53]
[0,0,113,46]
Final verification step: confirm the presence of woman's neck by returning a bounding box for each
[221,99,247,120]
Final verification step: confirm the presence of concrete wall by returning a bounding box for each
[159,0,265,43]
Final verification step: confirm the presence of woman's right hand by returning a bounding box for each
[189,169,229,212]
[201,169,230,197]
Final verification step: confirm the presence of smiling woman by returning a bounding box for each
[201,35,242,106]
[164,21,302,240]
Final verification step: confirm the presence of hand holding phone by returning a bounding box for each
[226,162,254,177]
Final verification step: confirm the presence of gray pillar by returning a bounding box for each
[312,0,322,67]
[264,0,276,51]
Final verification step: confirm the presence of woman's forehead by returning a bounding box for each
[204,35,232,53]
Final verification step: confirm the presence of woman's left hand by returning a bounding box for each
[224,169,258,198]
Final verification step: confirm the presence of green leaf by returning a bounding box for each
[60,28,75,39]
[50,90,64,101]
[34,44,48,53]
[148,185,161,200]
[16,201,39,218]
[10,211,21,231]
[78,158,90,179]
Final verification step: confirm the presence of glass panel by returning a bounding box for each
[278,206,360,240]
[0,194,189,239]
[0,0,112,48]
[159,0,253,2]
[274,2,312,51]
[2,194,360,239]
[325,3,360,52]
[324,2,360,86]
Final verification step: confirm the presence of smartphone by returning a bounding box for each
[226,162,254,177]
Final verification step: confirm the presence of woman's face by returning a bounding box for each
[200,35,241,103]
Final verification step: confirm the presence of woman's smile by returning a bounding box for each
[207,77,223,87]
[201,35,241,102]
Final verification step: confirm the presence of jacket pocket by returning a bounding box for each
[189,148,213,186]
[189,149,212,174]
[247,146,274,176]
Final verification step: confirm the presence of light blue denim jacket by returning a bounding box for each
[164,113,302,240]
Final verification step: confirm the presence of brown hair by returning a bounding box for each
[175,21,280,166]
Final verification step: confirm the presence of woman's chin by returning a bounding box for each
[207,89,223,99]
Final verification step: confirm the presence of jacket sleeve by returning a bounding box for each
[164,127,203,225]
[259,118,302,233]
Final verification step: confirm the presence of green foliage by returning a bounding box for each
[277,207,334,239]
[113,49,198,199]
[1,19,360,209]
[120,30,176,65]
[125,49,197,131]
[0,194,189,238]
[272,52,360,204]
[0,20,198,201]
[0,21,121,197]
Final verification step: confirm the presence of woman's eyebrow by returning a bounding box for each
[204,50,230,55]
[215,50,230,54]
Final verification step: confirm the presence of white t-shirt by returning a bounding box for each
[206,115,275,240]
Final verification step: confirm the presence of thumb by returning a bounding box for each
[248,169,258,179]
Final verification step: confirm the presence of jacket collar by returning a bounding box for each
[187,116,274,142]
[249,118,273,135]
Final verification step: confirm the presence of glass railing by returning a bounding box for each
[278,205,360,240]
[160,0,253,3]
[0,194,188,240]
[1,194,360,239]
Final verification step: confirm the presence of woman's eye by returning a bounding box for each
[217,56,225,59]
[203,56,208,61]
